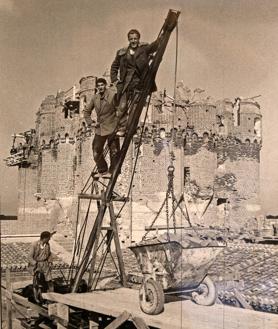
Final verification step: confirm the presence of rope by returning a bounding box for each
[23,167,27,222]
[172,21,179,130]
[109,93,153,222]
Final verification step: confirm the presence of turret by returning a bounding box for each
[216,99,234,137]
[37,95,56,144]
[79,76,97,114]
[238,100,262,143]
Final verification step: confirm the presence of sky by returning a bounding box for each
[1,0,278,215]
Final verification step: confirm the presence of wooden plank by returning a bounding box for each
[104,310,130,329]
[12,292,49,317]
[57,303,69,329]
[10,299,35,318]
[48,303,57,318]
[6,268,12,329]
[79,194,128,202]
[89,319,99,328]
[132,316,150,329]
[109,203,127,287]
[43,288,278,329]
[145,225,185,231]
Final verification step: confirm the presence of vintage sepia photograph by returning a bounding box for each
[1,1,278,328]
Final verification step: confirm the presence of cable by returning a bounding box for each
[141,22,182,241]
[108,94,153,223]
[172,21,178,130]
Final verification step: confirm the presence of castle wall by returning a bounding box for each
[1,166,55,235]
[186,104,217,136]
[5,80,263,244]
[37,95,56,142]
[214,142,261,229]
[40,149,57,198]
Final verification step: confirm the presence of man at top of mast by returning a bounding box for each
[110,29,159,136]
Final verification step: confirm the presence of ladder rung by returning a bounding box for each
[92,176,111,180]
[112,196,129,202]
[145,225,185,231]
[78,193,102,200]
[101,226,112,230]
[78,193,129,202]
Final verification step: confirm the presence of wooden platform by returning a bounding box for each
[43,288,278,329]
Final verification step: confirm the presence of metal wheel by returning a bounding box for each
[191,276,217,306]
[139,279,165,315]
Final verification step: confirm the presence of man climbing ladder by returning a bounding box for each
[83,78,120,178]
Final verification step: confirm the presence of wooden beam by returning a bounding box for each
[43,288,278,329]
[11,293,49,317]
[132,316,150,329]
[5,269,12,329]
[48,302,57,318]
[104,311,130,329]
[10,299,35,318]
[109,203,127,287]
[57,303,69,329]
[79,193,129,202]
[145,225,185,231]
[89,319,99,328]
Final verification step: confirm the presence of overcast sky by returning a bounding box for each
[1,0,278,215]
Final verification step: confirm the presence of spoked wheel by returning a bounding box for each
[139,279,165,315]
[191,276,217,306]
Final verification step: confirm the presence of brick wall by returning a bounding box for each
[1,166,55,235]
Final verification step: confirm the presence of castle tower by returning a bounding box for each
[213,100,262,229]
[236,100,262,143]
[215,99,234,137]
[79,76,96,118]
[36,95,56,146]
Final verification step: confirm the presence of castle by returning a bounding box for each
[3,75,262,245]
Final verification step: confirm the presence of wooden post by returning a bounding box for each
[108,203,127,287]
[57,303,69,329]
[6,268,12,329]
[129,142,133,244]
[104,311,130,329]
[132,316,150,329]
[89,319,99,328]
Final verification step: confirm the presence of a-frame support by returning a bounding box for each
[71,9,180,293]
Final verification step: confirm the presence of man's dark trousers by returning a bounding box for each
[93,134,120,173]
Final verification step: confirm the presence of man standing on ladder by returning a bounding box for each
[84,78,120,178]
[110,29,159,137]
